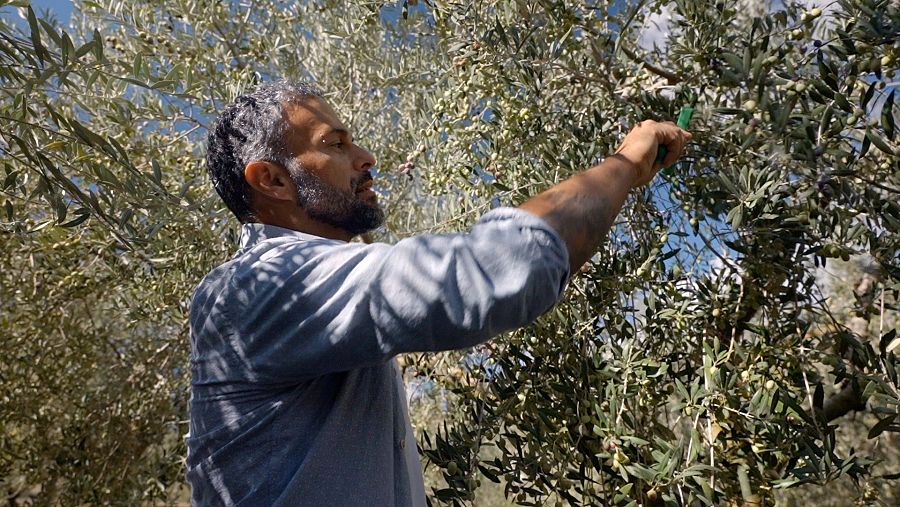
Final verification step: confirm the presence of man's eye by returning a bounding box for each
[332,142,344,148]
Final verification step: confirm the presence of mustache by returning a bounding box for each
[351,172,374,192]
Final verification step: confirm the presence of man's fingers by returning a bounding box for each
[659,127,691,168]
[660,138,684,168]
[615,120,693,186]
[660,151,679,169]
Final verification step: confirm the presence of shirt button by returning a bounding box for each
[398,439,406,449]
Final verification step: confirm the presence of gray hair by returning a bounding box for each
[206,81,322,222]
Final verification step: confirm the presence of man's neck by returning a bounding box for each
[296,221,354,242]
[254,208,353,242]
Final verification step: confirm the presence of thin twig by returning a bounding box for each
[209,21,247,70]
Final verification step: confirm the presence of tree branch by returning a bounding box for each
[210,21,247,70]
[618,44,680,84]
[822,381,867,422]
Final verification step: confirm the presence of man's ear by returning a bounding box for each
[244,161,295,202]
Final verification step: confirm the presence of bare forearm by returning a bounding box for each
[519,154,638,273]
[517,120,692,273]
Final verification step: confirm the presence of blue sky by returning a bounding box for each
[31,0,72,16]
[32,0,72,18]
[0,0,72,27]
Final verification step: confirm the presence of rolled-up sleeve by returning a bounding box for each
[209,208,569,383]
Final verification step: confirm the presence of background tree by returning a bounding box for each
[0,0,897,505]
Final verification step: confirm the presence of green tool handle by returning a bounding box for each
[657,106,694,175]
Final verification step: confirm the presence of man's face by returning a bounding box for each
[281,96,384,236]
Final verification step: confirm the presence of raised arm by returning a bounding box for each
[519,120,691,273]
[194,121,690,384]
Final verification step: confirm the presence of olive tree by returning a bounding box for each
[0,0,897,505]
[409,1,899,505]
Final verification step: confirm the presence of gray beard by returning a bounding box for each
[287,161,385,236]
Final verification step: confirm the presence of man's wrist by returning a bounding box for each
[605,153,644,189]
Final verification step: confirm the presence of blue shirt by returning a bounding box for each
[187,208,570,506]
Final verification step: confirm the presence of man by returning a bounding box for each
[187,80,690,506]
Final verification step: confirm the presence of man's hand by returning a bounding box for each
[614,120,692,187]
[519,120,692,273]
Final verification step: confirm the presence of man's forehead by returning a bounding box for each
[283,96,349,143]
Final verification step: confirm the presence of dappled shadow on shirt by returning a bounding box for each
[185,209,570,504]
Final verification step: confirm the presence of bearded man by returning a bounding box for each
[187,80,690,506]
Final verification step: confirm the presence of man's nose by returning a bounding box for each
[354,145,376,172]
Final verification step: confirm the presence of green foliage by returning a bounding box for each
[1,0,898,505]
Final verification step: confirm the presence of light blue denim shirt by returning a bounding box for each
[187,207,570,506]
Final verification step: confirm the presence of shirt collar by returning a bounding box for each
[238,223,340,250]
